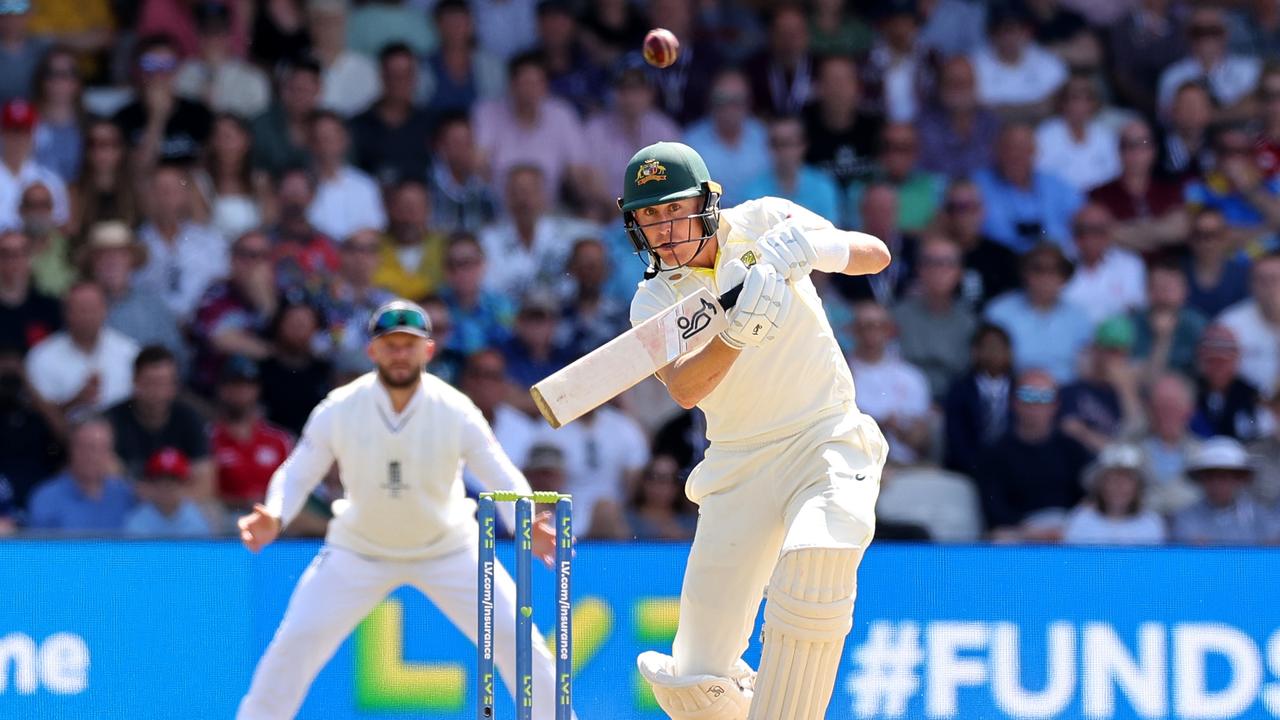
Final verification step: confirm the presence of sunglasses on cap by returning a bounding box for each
[368,305,431,339]
[1016,385,1056,404]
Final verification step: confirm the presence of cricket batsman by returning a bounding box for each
[235,300,576,720]
[622,142,891,719]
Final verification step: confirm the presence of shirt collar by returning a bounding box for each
[373,374,424,422]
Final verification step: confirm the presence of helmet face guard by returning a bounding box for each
[619,180,723,274]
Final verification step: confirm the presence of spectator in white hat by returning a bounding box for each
[81,220,188,375]
[1062,443,1167,545]
[1170,436,1280,545]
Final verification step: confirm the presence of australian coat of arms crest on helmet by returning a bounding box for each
[635,158,667,186]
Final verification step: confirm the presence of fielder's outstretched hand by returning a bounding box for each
[238,504,281,553]
[532,511,558,568]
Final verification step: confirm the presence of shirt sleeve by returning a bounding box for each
[629,279,678,327]
[460,400,534,530]
[264,397,338,526]
[757,196,838,233]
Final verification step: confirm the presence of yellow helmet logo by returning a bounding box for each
[635,158,668,186]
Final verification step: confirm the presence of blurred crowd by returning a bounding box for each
[3,0,1280,546]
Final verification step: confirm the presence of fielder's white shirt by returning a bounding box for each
[265,372,535,559]
[629,197,858,445]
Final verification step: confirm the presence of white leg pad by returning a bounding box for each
[746,547,860,720]
[638,651,755,720]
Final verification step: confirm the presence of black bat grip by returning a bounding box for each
[718,284,743,310]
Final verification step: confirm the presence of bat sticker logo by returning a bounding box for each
[677,297,718,339]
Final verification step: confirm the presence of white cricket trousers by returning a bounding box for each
[237,540,567,719]
[673,409,888,677]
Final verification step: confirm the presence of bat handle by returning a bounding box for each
[718,284,743,310]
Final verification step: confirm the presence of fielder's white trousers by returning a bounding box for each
[237,540,566,719]
[673,409,888,677]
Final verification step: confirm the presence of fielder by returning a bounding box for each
[235,300,575,720]
[621,142,891,720]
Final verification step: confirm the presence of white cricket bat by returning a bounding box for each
[531,284,743,429]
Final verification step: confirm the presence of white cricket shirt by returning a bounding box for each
[629,197,858,445]
[264,372,534,559]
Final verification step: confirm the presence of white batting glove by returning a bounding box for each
[756,223,820,282]
[719,263,793,349]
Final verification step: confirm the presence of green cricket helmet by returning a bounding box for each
[617,141,723,274]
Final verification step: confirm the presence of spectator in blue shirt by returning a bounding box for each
[27,416,134,533]
[123,447,212,537]
[973,122,1083,252]
[985,242,1094,383]
[1184,208,1251,318]
[557,237,629,359]
[438,231,514,356]
[684,68,770,207]
[500,287,573,415]
[742,115,842,223]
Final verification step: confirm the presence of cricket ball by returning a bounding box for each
[643,28,680,69]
